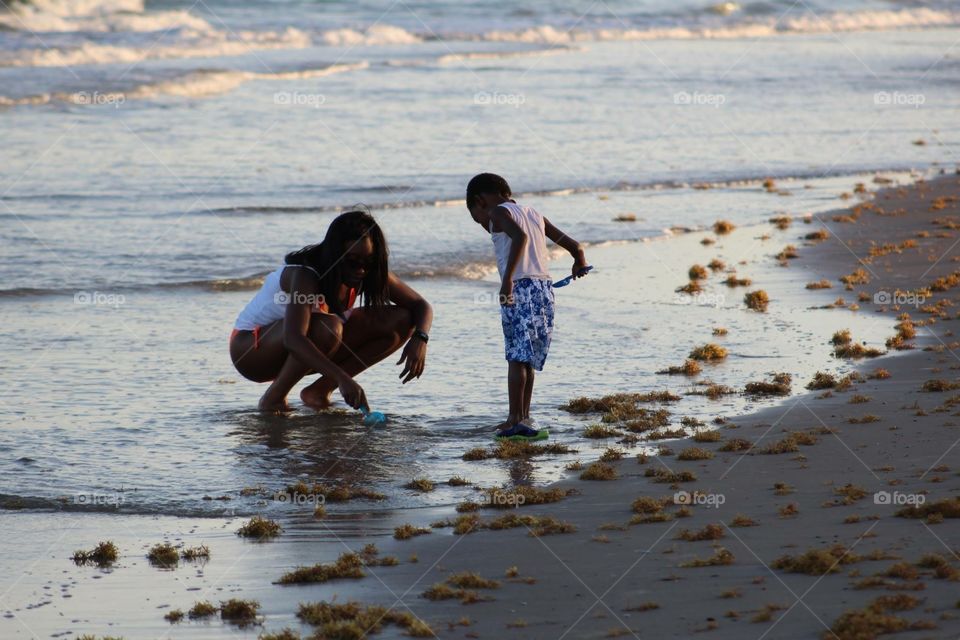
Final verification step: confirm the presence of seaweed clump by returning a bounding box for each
[580,462,619,481]
[236,515,282,539]
[772,544,861,575]
[836,344,884,359]
[394,524,432,540]
[147,543,180,568]
[677,523,725,541]
[188,601,218,619]
[895,497,959,520]
[677,447,714,461]
[680,547,735,567]
[689,344,728,361]
[744,290,770,312]
[724,274,752,287]
[276,551,365,585]
[826,595,925,640]
[220,598,261,627]
[713,220,736,235]
[483,485,574,507]
[281,480,385,503]
[644,468,697,483]
[806,371,837,390]
[297,601,434,637]
[689,264,708,280]
[181,545,210,561]
[72,541,118,567]
[404,478,435,492]
[562,391,678,423]
[657,360,702,376]
[744,373,791,396]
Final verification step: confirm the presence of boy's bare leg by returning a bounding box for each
[521,363,534,422]
[507,360,527,426]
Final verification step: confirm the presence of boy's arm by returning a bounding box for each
[544,216,589,276]
[490,206,528,305]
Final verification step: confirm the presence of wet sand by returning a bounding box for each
[4,172,960,639]
[322,173,960,639]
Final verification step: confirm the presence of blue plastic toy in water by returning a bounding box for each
[553,265,594,288]
[360,406,386,426]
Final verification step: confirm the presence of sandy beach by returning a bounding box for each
[3,172,959,639]
[3,1,960,637]
[259,173,960,640]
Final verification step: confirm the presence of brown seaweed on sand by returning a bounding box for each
[236,515,282,539]
[689,264,708,280]
[188,601,218,619]
[689,344,728,361]
[147,542,179,568]
[220,598,261,627]
[394,524,432,540]
[713,220,736,235]
[677,447,714,461]
[744,372,791,396]
[276,551,365,585]
[680,547,734,567]
[656,360,702,376]
[580,462,619,481]
[744,289,770,311]
[723,274,752,287]
[773,544,861,575]
[72,541,118,567]
[297,601,435,637]
[404,478,435,492]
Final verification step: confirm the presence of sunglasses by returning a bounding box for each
[342,254,374,271]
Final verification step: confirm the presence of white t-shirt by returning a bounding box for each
[490,202,552,282]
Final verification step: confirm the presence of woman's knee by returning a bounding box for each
[389,306,415,340]
[308,314,344,353]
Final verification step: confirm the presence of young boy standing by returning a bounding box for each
[466,173,590,440]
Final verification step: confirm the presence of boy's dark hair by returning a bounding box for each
[285,208,390,313]
[466,173,511,209]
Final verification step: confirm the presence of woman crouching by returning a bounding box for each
[229,210,433,413]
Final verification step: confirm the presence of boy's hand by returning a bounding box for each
[573,256,589,279]
[499,280,514,306]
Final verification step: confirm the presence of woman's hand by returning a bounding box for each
[396,338,427,384]
[338,376,368,410]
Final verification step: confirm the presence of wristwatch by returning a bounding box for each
[412,329,430,344]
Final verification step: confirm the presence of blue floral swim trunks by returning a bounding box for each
[500,278,555,371]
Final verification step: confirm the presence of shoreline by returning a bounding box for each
[4,171,960,639]
[359,172,960,640]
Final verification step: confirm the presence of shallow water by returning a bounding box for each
[0,0,955,520]
[0,210,913,519]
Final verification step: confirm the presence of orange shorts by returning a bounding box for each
[230,326,261,349]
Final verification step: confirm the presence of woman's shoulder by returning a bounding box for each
[281,263,323,290]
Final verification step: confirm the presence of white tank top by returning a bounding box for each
[490,202,551,282]
[234,264,323,331]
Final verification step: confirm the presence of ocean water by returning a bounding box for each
[0,0,958,520]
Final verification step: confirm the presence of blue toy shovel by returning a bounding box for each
[360,405,387,426]
[553,265,594,288]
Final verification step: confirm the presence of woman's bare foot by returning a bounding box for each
[300,380,334,410]
[258,390,291,413]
